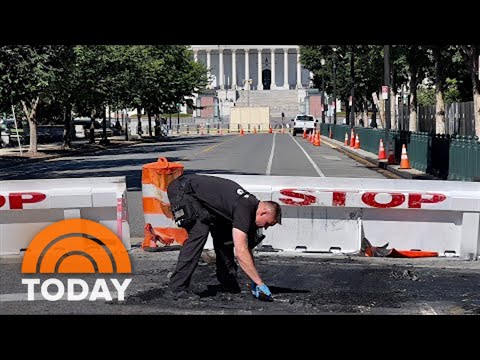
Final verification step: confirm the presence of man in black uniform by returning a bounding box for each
[166,174,282,300]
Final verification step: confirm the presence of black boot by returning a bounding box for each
[218,279,241,294]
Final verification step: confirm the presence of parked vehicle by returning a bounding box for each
[0,119,25,147]
[73,118,113,138]
[291,114,318,136]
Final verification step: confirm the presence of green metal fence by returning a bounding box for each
[448,135,480,181]
[409,132,429,172]
[320,124,479,182]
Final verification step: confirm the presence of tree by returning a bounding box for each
[424,46,462,134]
[110,45,208,137]
[417,87,436,106]
[47,46,77,148]
[300,45,351,122]
[72,45,120,144]
[0,46,69,153]
[351,45,384,126]
[459,45,480,137]
[401,46,431,132]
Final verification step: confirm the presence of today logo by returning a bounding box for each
[21,219,132,301]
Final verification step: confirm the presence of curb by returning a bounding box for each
[320,136,440,181]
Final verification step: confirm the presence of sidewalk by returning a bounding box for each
[320,135,440,180]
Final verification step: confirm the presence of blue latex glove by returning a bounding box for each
[254,283,273,301]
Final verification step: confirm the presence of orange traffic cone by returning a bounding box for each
[308,131,313,142]
[269,125,272,134]
[240,128,244,136]
[378,139,386,160]
[310,130,315,144]
[399,144,411,169]
[350,129,355,147]
[314,131,321,146]
[303,129,307,139]
[387,141,396,164]
[344,132,348,146]
[354,134,360,149]
[254,126,257,134]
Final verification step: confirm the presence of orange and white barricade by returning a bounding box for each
[141,157,188,250]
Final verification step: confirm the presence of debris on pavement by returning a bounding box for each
[360,237,439,258]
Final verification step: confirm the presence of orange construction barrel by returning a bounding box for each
[141,157,188,250]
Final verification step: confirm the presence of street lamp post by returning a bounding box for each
[384,45,391,157]
[125,109,129,141]
[321,58,326,123]
[350,46,355,129]
[176,103,180,128]
[332,48,337,125]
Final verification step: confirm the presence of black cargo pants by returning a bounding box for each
[167,178,239,292]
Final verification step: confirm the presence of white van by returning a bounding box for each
[291,114,318,136]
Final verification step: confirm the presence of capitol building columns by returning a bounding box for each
[191,45,309,91]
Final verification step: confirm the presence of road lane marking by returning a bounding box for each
[266,133,276,175]
[181,135,240,161]
[289,134,325,177]
[420,303,438,315]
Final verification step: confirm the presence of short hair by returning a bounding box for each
[263,201,282,225]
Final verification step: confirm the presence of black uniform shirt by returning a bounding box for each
[184,174,259,235]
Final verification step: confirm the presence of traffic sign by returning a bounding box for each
[381,86,389,100]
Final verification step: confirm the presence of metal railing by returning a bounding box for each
[320,123,479,182]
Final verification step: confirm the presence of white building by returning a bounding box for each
[191,45,312,91]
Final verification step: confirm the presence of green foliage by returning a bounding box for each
[104,45,208,115]
[0,46,70,113]
[300,45,384,112]
[418,78,462,107]
[300,45,474,114]
[417,87,435,106]
[444,78,462,104]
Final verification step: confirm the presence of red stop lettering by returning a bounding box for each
[279,189,316,206]
[362,192,405,208]
[9,192,47,209]
[0,195,5,208]
[408,193,446,209]
[332,191,346,206]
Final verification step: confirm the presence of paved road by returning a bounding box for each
[1,134,479,315]
[0,133,387,237]
[1,250,479,314]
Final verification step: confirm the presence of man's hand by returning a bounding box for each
[254,283,273,301]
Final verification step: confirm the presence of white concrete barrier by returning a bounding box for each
[0,177,130,256]
[204,175,480,259]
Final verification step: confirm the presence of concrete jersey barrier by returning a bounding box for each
[0,177,129,256]
[203,174,480,259]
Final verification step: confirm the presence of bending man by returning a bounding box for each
[166,174,282,300]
